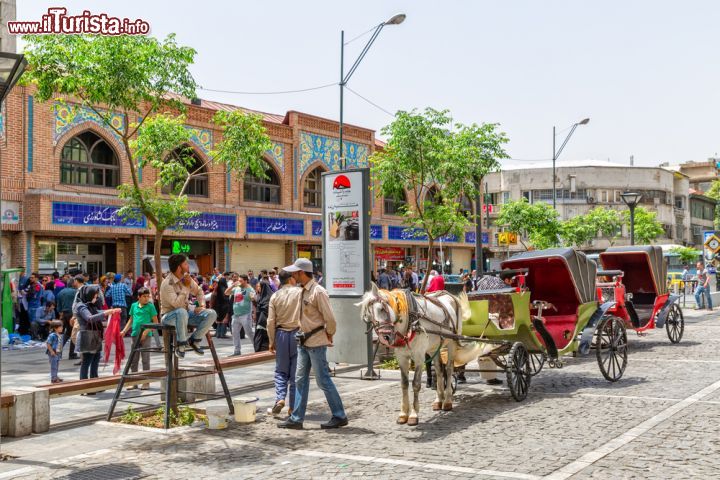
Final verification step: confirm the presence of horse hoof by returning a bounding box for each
[407,417,419,426]
[442,403,453,411]
[396,415,408,424]
[432,402,442,411]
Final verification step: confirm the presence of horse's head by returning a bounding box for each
[356,283,407,347]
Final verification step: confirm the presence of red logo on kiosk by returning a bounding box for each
[333,175,351,190]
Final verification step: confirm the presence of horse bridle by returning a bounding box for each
[364,291,419,347]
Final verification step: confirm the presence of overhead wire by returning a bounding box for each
[197,82,336,95]
[345,86,395,117]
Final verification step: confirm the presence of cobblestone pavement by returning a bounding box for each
[1,309,719,479]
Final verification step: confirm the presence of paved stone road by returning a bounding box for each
[1,309,719,479]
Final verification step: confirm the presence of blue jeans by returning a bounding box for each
[49,354,60,381]
[162,308,216,344]
[290,345,346,423]
[695,286,713,309]
[274,329,298,408]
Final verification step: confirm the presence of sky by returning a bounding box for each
[16,0,720,167]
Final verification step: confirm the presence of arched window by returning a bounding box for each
[161,148,208,197]
[384,191,407,215]
[60,131,119,187]
[303,167,324,208]
[244,162,280,204]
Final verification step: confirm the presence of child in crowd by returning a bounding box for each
[46,320,64,383]
[121,287,159,390]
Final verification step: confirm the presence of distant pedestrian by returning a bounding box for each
[121,287,159,390]
[46,320,65,384]
[267,269,301,416]
[377,268,391,290]
[32,301,56,340]
[211,277,231,339]
[254,280,273,352]
[226,274,255,355]
[278,258,347,430]
[56,276,79,359]
[694,261,713,310]
[108,273,133,331]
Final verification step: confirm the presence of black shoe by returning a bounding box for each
[457,374,467,384]
[175,344,186,359]
[187,339,205,355]
[320,416,348,429]
[73,361,82,366]
[486,378,503,386]
[68,354,79,360]
[277,419,303,430]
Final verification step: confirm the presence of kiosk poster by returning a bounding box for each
[322,169,369,297]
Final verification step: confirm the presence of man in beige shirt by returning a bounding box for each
[277,258,347,430]
[267,270,301,416]
[159,254,217,359]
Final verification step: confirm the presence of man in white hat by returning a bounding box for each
[277,258,348,430]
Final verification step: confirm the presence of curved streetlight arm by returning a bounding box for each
[554,123,579,160]
[343,22,385,85]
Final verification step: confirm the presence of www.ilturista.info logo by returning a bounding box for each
[333,175,351,190]
[8,8,150,36]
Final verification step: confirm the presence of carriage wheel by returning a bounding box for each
[528,353,546,376]
[665,304,684,344]
[506,342,531,401]
[595,316,628,382]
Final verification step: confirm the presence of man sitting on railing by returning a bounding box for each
[160,254,217,359]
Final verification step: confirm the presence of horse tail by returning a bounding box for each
[457,291,471,324]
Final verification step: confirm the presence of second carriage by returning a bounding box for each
[462,248,628,401]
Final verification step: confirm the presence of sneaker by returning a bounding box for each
[140,383,150,390]
[271,400,285,415]
[277,419,303,430]
[187,339,205,355]
[320,416,348,429]
[175,345,186,359]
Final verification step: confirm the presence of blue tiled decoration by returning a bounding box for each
[388,226,428,241]
[370,224,383,240]
[438,233,459,243]
[185,126,213,155]
[247,216,304,236]
[0,101,5,140]
[52,202,146,228]
[298,131,369,175]
[465,232,489,244]
[54,102,125,146]
[174,212,236,233]
[266,142,285,173]
[312,220,322,237]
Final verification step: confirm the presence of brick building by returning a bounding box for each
[0,86,479,276]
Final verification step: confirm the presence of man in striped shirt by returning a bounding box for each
[108,273,133,331]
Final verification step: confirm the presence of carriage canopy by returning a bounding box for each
[600,246,667,296]
[501,248,598,307]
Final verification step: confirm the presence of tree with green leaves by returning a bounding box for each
[23,34,271,290]
[623,206,664,244]
[704,180,720,229]
[496,199,561,250]
[371,108,508,291]
[670,246,701,265]
[560,207,623,247]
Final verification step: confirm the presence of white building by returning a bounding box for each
[482,160,691,258]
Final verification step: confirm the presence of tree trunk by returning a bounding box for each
[154,228,164,312]
[421,238,434,293]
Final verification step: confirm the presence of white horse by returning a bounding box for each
[358,284,482,426]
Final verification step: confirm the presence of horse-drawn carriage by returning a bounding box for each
[463,248,628,401]
[596,246,684,344]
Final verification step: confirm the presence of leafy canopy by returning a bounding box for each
[497,199,562,250]
[670,246,701,265]
[561,207,623,247]
[622,206,664,244]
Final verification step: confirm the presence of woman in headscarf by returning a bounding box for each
[73,284,120,383]
[132,276,146,302]
[211,276,231,339]
[253,281,273,352]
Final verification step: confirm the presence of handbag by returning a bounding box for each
[77,329,102,353]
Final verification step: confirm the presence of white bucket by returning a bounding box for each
[233,397,258,423]
[205,405,229,430]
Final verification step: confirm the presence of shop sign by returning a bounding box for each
[246,216,304,236]
[312,220,322,237]
[52,202,146,228]
[465,232,489,244]
[322,169,370,297]
[298,251,312,259]
[370,224,383,240]
[388,226,428,241]
[375,247,405,261]
[171,241,191,254]
[173,212,236,233]
[1,200,20,225]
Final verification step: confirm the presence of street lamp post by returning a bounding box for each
[0,52,27,273]
[553,118,589,209]
[621,192,643,245]
[339,13,405,170]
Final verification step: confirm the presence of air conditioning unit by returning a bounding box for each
[586,197,596,204]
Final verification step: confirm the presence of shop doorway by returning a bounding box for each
[37,241,117,275]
